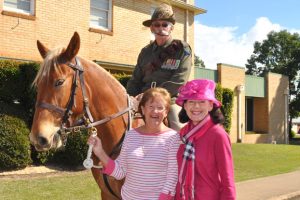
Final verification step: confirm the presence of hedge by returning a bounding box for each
[32,130,89,167]
[0,113,32,170]
[0,60,22,103]
[222,88,234,133]
[112,73,131,88]
[215,83,234,133]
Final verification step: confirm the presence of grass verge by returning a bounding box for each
[0,171,100,200]
[233,143,300,182]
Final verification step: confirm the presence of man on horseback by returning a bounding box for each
[126,3,193,131]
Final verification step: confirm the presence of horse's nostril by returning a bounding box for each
[37,136,49,147]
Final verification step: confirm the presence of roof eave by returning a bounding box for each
[166,0,207,15]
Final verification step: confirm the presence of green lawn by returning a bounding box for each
[1,143,300,199]
[0,171,100,200]
[233,143,300,181]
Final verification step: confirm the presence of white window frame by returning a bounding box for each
[90,0,112,31]
[3,0,35,15]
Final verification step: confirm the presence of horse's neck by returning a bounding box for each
[86,63,127,114]
[82,60,128,148]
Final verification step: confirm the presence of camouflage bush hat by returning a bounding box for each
[143,4,176,27]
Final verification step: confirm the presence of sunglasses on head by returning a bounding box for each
[152,22,171,28]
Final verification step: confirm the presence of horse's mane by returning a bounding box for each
[33,47,65,87]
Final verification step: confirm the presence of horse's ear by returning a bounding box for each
[37,40,49,59]
[61,32,80,61]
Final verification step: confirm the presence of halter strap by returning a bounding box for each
[36,57,133,142]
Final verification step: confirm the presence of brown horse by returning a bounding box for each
[30,32,135,200]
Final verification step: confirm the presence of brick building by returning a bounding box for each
[195,64,290,144]
[1,1,289,144]
[0,0,205,73]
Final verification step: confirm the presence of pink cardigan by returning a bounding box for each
[175,123,236,200]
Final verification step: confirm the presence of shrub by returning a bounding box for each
[222,88,234,133]
[215,84,234,134]
[0,101,30,126]
[215,83,223,104]
[18,62,39,126]
[33,130,89,167]
[0,114,32,170]
[290,130,296,139]
[0,60,22,103]
[30,146,56,165]
[112,73,131,88]
[18,62,39,110]
[52,130,89,166]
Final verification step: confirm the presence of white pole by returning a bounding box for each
[237,85,244,143]
[284,89,289,144]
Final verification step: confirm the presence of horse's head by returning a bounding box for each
[30,32,82,151]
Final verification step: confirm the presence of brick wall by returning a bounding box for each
[0,0,195,71]
[253,97,268,133]
[217,63,246,143]
[267,73,289,144]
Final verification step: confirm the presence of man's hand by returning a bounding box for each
[135,93,144,102]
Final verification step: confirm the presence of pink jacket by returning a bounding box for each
[175,123,236,200]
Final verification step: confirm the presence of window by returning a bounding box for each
[246,97,254,131]
[3,0,34,15]
[90,0,112,31]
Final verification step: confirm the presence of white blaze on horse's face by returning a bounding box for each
[30,120,61,150]
[30,32,80,151]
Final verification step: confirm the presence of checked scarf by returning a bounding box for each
[178,115,214,200]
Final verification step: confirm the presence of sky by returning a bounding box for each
[194,0,300,69]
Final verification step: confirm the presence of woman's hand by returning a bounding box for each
[87,135,104,159]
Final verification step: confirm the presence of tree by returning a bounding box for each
[194,54,206,68]
[246,30,300,132]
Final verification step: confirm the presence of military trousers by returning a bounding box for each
[168,103,186,132]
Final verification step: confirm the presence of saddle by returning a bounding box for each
[129,95,143,119]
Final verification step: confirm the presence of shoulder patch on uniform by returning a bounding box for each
[181,41,192,56]
[183,49,191,56]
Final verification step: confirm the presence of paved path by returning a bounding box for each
[0,165,59,176]
[237,170,300,200]
[0,164,86,180]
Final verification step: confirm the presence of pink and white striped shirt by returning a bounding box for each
[103,128,180,200]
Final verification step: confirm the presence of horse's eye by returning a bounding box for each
[55,79,65,87]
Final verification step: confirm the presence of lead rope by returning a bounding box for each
[83,127,103,169]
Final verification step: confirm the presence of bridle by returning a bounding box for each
[36,56,131,199]
[37,57,132,145]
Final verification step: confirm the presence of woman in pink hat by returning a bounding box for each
[174,79,236,200]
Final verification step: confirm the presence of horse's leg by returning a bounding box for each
[91,168,123,200]
[100,176,124,200]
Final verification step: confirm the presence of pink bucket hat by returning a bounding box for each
[176,79,222,108]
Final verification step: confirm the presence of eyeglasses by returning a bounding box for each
[152,22,171,28]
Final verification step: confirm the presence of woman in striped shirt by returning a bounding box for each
[88,87,180,200]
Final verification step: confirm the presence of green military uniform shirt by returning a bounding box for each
[126,37,192,100]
